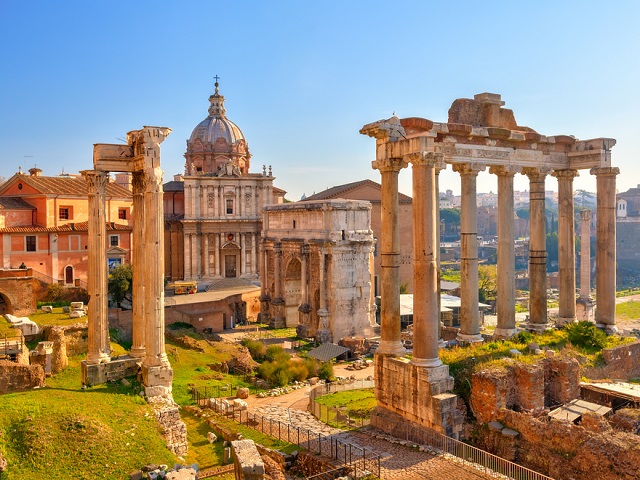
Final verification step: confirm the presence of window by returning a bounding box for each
[59,207,70,220]
[26,236,36,252]
[110,235,119,247]
[226,199,233,215]
[118,208,127,220]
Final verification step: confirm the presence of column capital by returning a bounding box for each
[372,157,408,173]
[435,158,447,173]
[522,167,551,179]
[580,208,593,221]
[551,169,580,179]
[590,166,620,177]
[143,167,164,194]
[405,151,441,167]
[452,162,485,176]
[132,170,147,194]
[81,170,108,194]
[489,165,520,177]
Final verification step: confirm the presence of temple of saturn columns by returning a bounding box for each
[81,126,175,400]
[360,92,618,437]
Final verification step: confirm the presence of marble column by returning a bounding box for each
[372,157,408,356]
[315,248,331,344]
[240,233,246,276]
[591,167,620,333]
[141,166,172,387]
[453,163,484,343]
[524,168,550,332]
[259,240,270,324]
[203,233,210,277]
[297,244,312,335]
[553,169,578,326]
[435,161,446,344]
[82,170,110,364]
[250,233,257,276]
[409,153,441,366]
[491,166,518,338]
[130,171,146,358]
[270,242,285,328]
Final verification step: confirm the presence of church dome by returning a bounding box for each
[184,79,251,175]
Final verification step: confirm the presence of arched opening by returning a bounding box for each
[65,266,74,285]
[0,293,10,316]
[221,242,240,278]
[284,258,302,327]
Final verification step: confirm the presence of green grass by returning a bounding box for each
[245,325,298,340]
[616,300,640,320]
[181,410,225,470]
[208,413,298,454]
[0,356,176,480]
[314,389,376,418]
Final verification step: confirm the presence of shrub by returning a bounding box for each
[288,362,309,382]
[566,321,607,351]
[513,330,533,345]
[318,362,334,381]
[303,358,319,378]
[265,345,289,363]
[243,339,266,361]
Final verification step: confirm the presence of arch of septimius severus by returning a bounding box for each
[360,93,618,437]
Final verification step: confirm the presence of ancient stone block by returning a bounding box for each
[232,439,265,479]
[81,356,139,387]
[0,360,45,394]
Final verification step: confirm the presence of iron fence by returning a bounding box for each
[307,379,376,430]
[191,386,381,478]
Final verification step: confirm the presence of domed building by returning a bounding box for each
[163,80,285,284]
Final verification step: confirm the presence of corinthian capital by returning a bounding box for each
[372,157,408,173]
[451,162,485,176]
[551,169,579,179]
[489,165,520,177]
[81,170,108,195]
[590,166,620,177]
[522,167,551,179]
[144,167,164,194]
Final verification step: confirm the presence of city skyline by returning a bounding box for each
[1,1,639,201]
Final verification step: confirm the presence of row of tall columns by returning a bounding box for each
[83,171,110,364]
[184,231,259,279]
[372,157,407,356]
[593,167,620,332]
[453,163,484,343]
[492,166,518,337]
[187,184,264,220]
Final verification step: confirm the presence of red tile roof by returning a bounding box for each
[304,179,412,204]
[2,173,132,198]
[0,222,131,233]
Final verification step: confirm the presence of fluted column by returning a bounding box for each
[315,247,332,343]
[130,171,146,358]
[409,153,441,367]
[250,233,257,275]
[142,166,170,369]
[592,167,619,333]
[259,240,271,324]
[553,169,578,326]
[524,168,550,332]
[491,166,518,338]
[453,163,485,343]
[270,242,285,328]
[203,233,210,277]
[435,161,446,344]
[300,245,309,305]
[372,157,408,356]
[82,170,110,364]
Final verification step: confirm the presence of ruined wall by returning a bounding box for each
[492,410,640,480]
[153,402,188,456]
[544,356,581,405]
[0,270,37,316]
[584,341,640,380]
[0,360,45,394]
[44,323,88,373]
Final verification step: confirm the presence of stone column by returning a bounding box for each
[435,161,446,344]
[453,163,484,343]
[372,157,408,356]
[250,233,257,276]
[297,244,312,337]
[141,165,173,394]
[577,209,594,321]
[524,168,550,332]
[203,233,210,277]
[269,242,285,328]
[591,167,620,333]
[82,170,110,364]
[130,171,146,359]
[259,240,270,324]
[315,247,332,344]
[409,153,441,367]
[553,169,578,326]
[491,166,518,338]
[240,233,246,276]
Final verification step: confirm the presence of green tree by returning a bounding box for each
[108,264,132,308]
[546,232,559,269]
[440,208,461,236]
[478,264,497,303]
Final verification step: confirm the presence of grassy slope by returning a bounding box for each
[314,389,376,417]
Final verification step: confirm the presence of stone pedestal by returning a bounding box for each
[258,294,270,324]
[296,303,313,338]
[314,308,332,344]
[141,364,174,399]
[576,298,595,322]
[82,356,140,387]
[269,298,286,329]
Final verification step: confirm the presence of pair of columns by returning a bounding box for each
[83,167,169,371]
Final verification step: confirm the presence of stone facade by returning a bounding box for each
[163,81,284,283]
[260,199,375,343]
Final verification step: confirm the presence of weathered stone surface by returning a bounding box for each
[231,440,264,479]
[81,356,139,387]
[207,432,217,443]
[501,428,519,438]
[488,421,504,432]
[236,387,249,399]
[152,402,188,456]
[0,360,45,394]
[584,341,640,380]
[543,355,581,406]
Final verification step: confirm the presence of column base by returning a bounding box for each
[130,346,146,359]
[492,327,519,340]
[376,340,407,356]
[141,363,174,400]
[411,356,443,368]
[556,316,577,327]
[596,323,618,334]
[85,352,111,365]
[456,333,484,344]
[525,322,553,333]
[576,298,595,322]
[314,328,332,344]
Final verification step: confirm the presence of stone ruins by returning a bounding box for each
[259,199,376,343]
[360,92,619,438]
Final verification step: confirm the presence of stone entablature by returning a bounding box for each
[260,200,375,342]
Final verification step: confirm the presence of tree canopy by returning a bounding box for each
[108,263,132,307]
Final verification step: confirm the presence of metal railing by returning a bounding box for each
[191,387,381,478]
[390,420,554,480]
[308,379,375,430]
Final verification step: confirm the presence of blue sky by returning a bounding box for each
[1,1,639,201]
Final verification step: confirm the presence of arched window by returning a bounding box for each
[65,266,73,284]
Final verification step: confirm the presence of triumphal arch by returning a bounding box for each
[81,126,174,400]
[361,93,618,437]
